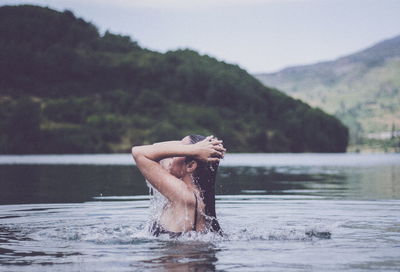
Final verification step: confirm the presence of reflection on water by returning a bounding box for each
[140,241,219,271]
[1,163,399,204]
[0,165,147,204]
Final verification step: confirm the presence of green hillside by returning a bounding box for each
[0,5,348,154]
[255,35,400,151]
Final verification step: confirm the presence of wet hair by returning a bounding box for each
[185,134,223,235]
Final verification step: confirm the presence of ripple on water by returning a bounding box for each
[0,196,399,272]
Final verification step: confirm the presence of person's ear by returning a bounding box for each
[186,160,197,173]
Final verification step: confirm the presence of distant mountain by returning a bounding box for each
[0,5,348,154]
[255,35,400,144]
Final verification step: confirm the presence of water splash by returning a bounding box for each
[222,223,334,242]
[30,221,333,245]
[146,179,167,224]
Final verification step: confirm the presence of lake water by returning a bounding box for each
[0,153,399,271]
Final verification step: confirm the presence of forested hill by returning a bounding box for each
[254,35,400,148]
[0,5,348,154]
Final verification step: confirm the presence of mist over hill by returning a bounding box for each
[0,5,348,154]
[255,35,400,150]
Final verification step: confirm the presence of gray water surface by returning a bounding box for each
[0,153,400,271]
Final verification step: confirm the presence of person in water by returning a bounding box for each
[131,134,225,237]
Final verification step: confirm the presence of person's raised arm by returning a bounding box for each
[131,137,225,203]
[132,141,193,162]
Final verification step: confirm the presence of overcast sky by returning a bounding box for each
[2,0,400,73]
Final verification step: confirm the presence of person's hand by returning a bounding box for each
[192,135,226,162]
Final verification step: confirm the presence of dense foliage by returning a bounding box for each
[0,5,348,153]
